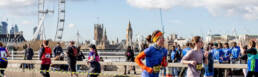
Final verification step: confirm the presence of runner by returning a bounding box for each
[135,30,168,77]
[0,42,10,77]
[39,40,52,77]
[67,41,79,77]
[181,36,203,77]
[88,44,101,77]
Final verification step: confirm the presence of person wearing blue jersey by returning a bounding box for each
[231,42,241,63]
[169,46,180,77]
[212,43,224,63]
[179,43,192,77]
[212,43,224,77]
[222,43,232,77]
[135,30,168,77]
[223,43,232,63]
[0,42,10,77]
[182,43,192,57]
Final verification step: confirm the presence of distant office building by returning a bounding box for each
[10,27,14,34]
[14,24,19,33]
[0,21,8,34]
[10,24,19,34]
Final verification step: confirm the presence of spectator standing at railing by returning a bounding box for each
[124,46,136,75]
[77,46,85,61]
[53,42,64,60]
[231,42,241,63]
[24,44,34,69]
[203,46,214,77]
[0,42,10,77]
[182,43,192,57]
[223,43,231,63]
[67,41,79,77]
[212,43,224,77]
[240,45,248,77]
[244,40,258,77]
[76,46,85,72]
[222,43,232,76]
[169,46,181,77]
[39,40,52,77]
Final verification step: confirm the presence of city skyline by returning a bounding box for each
[1,0,258,42]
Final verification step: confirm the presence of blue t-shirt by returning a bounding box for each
[142,46,167,77]
[223,48,232,61]
[231,46,240,59]
[0,47,7,62]
[170,50,176,61]
[212,48,224,63]
[182,47,191,57]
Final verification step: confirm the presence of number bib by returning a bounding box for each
[45,54,51,58]
[153,65,161,73]
[196,64,202,71]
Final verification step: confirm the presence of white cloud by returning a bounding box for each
[0,0,36,16]
[68,24,75,28]
[0,0,35,8]
[127,0,258,20]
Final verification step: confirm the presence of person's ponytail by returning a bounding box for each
[146,35,152,43]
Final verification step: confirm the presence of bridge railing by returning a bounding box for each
[5,60,247,77]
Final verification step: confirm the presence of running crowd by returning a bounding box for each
[135,30,258,77]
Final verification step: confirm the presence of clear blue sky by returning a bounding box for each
[0,0,258,42]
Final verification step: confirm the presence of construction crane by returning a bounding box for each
[32,0,54,40]
[54,0,66,41]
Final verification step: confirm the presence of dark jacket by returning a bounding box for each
[125,49,135,62]
[67,46,78,62]
[53,46,63,57]
[77,49,85,61]
[25,48,34,60]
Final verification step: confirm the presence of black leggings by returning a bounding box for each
[0,61,8,77]
[40,64,50,77]
[246,71,258,77]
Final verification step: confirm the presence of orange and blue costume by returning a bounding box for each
[135,31,167,77]
[135,46,167,77]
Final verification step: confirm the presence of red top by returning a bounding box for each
[41,47,52,64]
